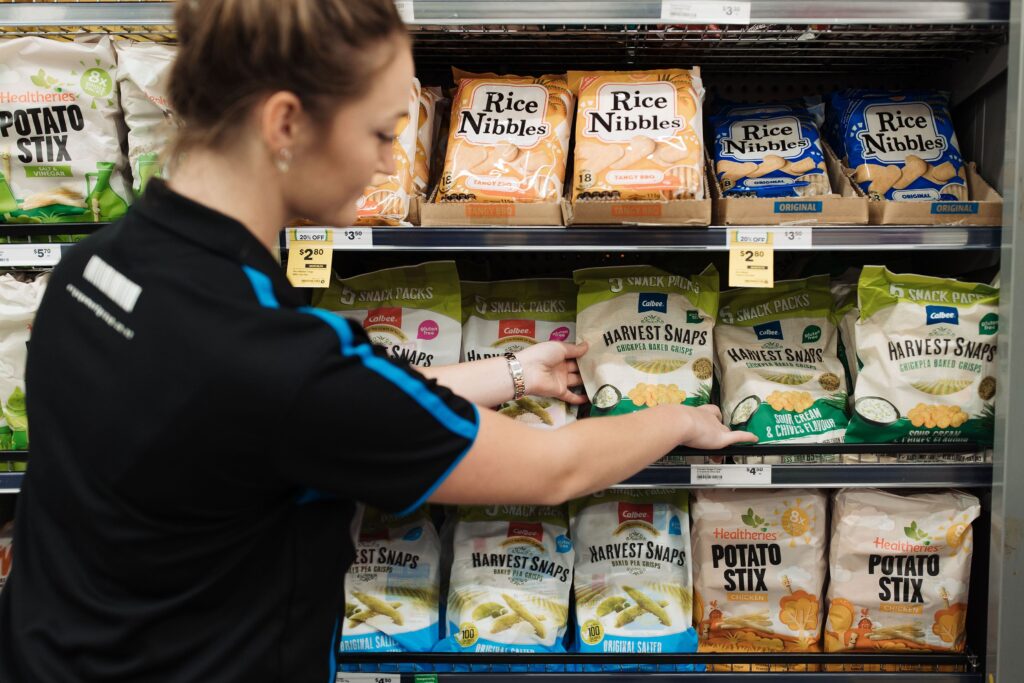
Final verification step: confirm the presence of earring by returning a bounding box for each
[276,147,292,174]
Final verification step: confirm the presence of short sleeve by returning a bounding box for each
[279,310,479,515]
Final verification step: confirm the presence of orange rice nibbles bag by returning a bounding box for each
[437,70,573,203]
[569,69,705,202]
[356,79,420,225]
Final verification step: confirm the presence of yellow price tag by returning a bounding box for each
[286,240,333,288]
[728,229,774,288]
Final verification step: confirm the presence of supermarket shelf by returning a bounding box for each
[338,675,976,682]
[624,462,993,488]
[0,472,22,495]
[286,226,1003,252]
[0,1,1008,27]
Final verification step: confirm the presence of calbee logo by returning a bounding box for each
[753,321,784,341]
[926,305,959,326]
[638,293,668,314]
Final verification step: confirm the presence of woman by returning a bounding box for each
[0,1,755,681]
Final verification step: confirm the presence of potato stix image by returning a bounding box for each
[437,70,573,203]
[569,69,705,202]
[355,79,420,225]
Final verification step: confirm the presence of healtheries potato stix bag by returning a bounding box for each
[436,506,573,657]
[569,69,705,201]
[312,261,461,368]
[356,79,420,225]
[0,37,130,223]
[570,489,697,670]
[437,70,573,203]
[692,489,828,661]
[340,507,441,667]
[461,279,576,429]
[574,265,717,416]
[845,266,998,446]
[825,489,980,654]
[716,276,850,446]
[828,89,968,201]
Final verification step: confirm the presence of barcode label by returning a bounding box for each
[661,1,751,24]
[691,464,771,485]
[83,255,142,312]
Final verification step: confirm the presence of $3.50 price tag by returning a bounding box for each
[728,229,773,288]
[661,1,751,24]
[339,228,373,249]
[286,241,333,288]
[691,464,772,486]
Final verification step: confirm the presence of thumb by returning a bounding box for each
[726,430,759,445]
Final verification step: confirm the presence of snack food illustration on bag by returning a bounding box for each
[828,90,967,202]
[438,70,573,203]
[569,69,705,202]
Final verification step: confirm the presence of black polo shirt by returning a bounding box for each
[0,180,478,683]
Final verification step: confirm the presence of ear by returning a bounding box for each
[259,91,304,155]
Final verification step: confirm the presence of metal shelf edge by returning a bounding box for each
[620,463,993,488]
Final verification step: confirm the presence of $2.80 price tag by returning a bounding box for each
[728,229,773,288]
[286,241,332,288]
[691,464,772,486]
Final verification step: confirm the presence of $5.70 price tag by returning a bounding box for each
[691,464,772,486]
[661,1,751,24]
[0,244,61,267]
[286,241,333,288]
[728,229,774,288]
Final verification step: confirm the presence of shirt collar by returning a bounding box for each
[135,179,303,306]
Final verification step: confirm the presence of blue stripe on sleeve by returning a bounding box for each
[242,266,280,308]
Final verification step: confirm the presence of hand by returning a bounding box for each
[678,404,758,449]
[516,341,589,404]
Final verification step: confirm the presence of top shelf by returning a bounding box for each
[0,1,1009,27]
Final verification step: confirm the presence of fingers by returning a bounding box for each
[726,430,758,445]
[697,403,723,421]
[561,341,589,359]
[562,390,589,405]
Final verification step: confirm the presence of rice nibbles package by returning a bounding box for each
[0,37,130,223]
[356,79,420,225]
[845,266,999,446]
[341,507,441,656]
[826,489,980,654]
[569,69,705,202]
[571,489,697,656]
[574,265,718,417]
[313,261,461,368]
[716,276,849,449]
[692,489,828,654]
[462,279,576,429]
[438,70,573,203]
[437,505,573,654]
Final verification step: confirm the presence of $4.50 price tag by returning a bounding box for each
[661,1,751,24]
[691,464,772,486]
[728,229,773,288]
[286,240,333,288]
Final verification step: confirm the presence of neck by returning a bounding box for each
[167,146,286,253]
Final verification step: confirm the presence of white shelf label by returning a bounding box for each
[661,1,751,24]
[292,228,331,242]
[0,244,62,267]
[691,464,772,485]
[336,675,398,683]
[726,227,813,250]
[394,0,415,22]
[339,228,374,249]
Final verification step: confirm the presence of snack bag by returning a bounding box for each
[436,505,573,656]
[712,107,831,198]
[570,489,697,668]
[0,37,130,223]
[569,69,704,202]
[0,521,10,595]
[574,265,717,416]
[829,90,967,201]
[414,86,444,196]
[0,273,48,458]
[830,270,860,396]
[341,507,442,663]
[692,489,828,663]
[462,279,576,429]
[312,261,461,368]
[437,70,573,203]
[115,42,177,195]
[716,276,849,454]
[845,266,998,447]
[355,79,420,225]
[826,489,980,654]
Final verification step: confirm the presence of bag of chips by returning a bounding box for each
[115,42,177,196]
[355,79,420,225]
[569,69,704,202]
[438,70,573,203]
[414,86,444,197]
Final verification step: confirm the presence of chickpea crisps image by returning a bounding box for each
[356,79,420,225]
[569,69,705,202]
[845,267,999,447]
[826,489,980,654]
[437,70,573,203]
[692,489,828,660]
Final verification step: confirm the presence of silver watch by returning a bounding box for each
[504,351,527,400]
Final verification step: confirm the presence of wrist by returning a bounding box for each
[504,351,527,400]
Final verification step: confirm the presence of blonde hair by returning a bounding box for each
[169,0,408,153]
